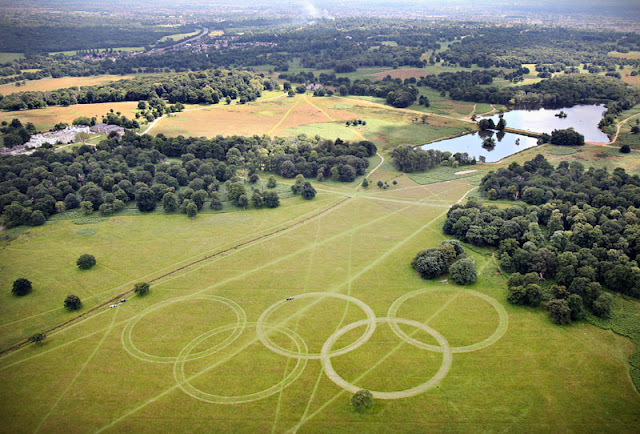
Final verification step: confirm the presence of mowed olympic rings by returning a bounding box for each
[121,295,246,363]
[256,292,377,360]
[387,288,508,353]
[174,323,308,404]
[121,288,508,404]
[321,317,452,399]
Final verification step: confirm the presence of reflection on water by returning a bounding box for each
[484,104,608,142]
[420,131,539,163]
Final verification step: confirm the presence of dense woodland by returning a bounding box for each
[443,155,640,324]
[391,146,476,172]
[0,133,374,227]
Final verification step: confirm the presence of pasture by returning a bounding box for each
[0,102,139,131]
[0,75,137,96]
[1,173,639,432]
[150,94,472,150]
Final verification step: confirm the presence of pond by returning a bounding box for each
[420,131,539,163]
[484,104,609,143]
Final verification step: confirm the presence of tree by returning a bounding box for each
[412,248,448,279]
[251,191,264,208]
[80,201,94,216]
[267,176,277,188]
[351,389,374,412]
[134,282,150,296]
[300,182,317,200]
[28,332,46,345]
[450,257,477,285]
[631,125,639,134]
[236,194,249,209]
[77,254,96,270]
[592,293,613,318]
[264,191,280,208]
[291,174,305,195]
[136,186,156,212]
[496,117,506,131]
[75,132,90,145]
[620,144,631,154]
[64,294,82,310]
[162,192,178,213]
[362,179,369,188]
[12,278,32,296]
[548,299,571,324]
[183,200,198,218]
[567,294,585,320]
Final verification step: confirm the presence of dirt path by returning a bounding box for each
[588,112,640,147]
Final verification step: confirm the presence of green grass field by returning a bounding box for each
[1,166,639,431]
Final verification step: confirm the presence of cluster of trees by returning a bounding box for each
[0,69,273,111]
[547,128,585,146]
[417,70,499,95]
[391,146,476,173]
[0,130,376,227]
[443,155,640,321]
[1,119,36,148]
[411,240,477,285]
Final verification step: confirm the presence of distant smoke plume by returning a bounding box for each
[302,1,335,20]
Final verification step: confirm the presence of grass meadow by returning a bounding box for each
[0,75,137,96]
[1,170,639,431]
[0,102,140,131]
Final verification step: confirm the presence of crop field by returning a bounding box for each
[1,173,639,432]
[0,102,139,131]
[0,75,136,96]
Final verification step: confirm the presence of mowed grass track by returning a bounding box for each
[1,176,639,432]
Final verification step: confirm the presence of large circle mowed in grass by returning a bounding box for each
[122,295,246,363]
[256,292,376,360]
[387,288,508,353]
[174,323,308,404]
[321,317,452,399]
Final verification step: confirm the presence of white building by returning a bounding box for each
[24,125,91,149]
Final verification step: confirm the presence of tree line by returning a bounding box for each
[0,69,274,111]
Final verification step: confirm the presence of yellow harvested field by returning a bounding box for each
[0,102,139,131]
[153,95,363,138]
[368,68,430,80]
[0,75,135,95]
[609,51,640,60]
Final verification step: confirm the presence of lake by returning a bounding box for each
[484,104,609,143]
[420,131,539,163]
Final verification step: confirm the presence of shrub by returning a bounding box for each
[28,332,46,345]
[592,293,613,318]
[77,254,96,270]
[64,294,82,310]
[620,144,631,154]
[351,389,374,412]
[12,278,32,296]
[134,282,150,296]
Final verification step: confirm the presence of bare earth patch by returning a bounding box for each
[454,170,478,175]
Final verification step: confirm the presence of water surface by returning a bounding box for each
[420,131,539,163]
[484,104,608,143]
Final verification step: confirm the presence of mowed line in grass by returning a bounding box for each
[95,186,477,432]
[0,195,349,355]
[0,180,450,364]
